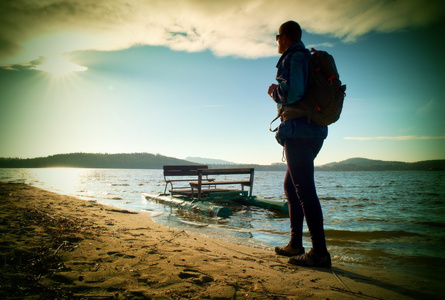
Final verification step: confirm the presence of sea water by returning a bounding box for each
[1,168,444,279]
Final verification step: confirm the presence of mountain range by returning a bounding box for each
[314,157,445,171]
[0,153,443,171]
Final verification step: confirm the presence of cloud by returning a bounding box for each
[345,135,445,141]
[2,56,44,71]
[416,98,445,117]
[1,0,444,67]
[306,42,335,49]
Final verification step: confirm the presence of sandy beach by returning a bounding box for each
[0,182,440,299]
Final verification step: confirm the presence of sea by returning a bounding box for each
[1,168,444,282]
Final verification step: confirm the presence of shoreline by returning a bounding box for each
[0,182,440,299]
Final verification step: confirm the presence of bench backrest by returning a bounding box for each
[197,168,254,176]
[163,165,208,177]
[196,168,255,197]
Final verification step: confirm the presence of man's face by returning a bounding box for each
[277,34,286,54]
[276,25,289,54]
[276,34,286,54]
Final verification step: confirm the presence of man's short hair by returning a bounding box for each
[279,21,302,42]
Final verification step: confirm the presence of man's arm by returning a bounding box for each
[286,52,308,105]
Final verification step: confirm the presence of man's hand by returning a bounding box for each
[268,84,278,98]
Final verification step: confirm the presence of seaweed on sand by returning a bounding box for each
[0,185,89,299]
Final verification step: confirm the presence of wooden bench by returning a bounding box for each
[163,165,212,195]
[190,168,255,200]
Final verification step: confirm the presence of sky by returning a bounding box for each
[0,0,444,166]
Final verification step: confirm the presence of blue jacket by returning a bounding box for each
[272,41,310,107]
[272,41,328,143]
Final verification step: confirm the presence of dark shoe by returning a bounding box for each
[288,248,331,268]
[274,243,305,257]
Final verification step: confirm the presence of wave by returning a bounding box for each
[417,221,445,229]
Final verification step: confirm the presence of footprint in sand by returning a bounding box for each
[178,269,214,286]
[107,251,136,259]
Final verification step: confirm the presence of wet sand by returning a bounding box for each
[0,182,440,299]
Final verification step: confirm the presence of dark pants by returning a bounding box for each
[284,138,328,255]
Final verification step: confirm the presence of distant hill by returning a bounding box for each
[0,153,192,169]
[185,157,235,165]
[315,157,445,171]
[0,153,443,171]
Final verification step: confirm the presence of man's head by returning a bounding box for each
[276,21,302,54]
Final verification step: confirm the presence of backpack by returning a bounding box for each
[273,48,346,128]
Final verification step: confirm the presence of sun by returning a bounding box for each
[36,55,87,76]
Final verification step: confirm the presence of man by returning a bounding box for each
[267,21,331,268]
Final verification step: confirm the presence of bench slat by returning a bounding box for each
[190,181,251,186]
[163,165,208,176]
[198,168,254,175]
